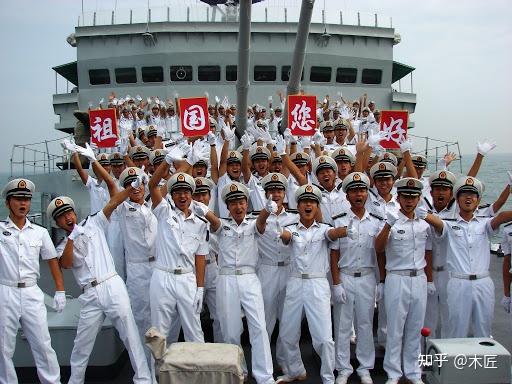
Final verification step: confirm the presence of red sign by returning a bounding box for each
[379,110,408,149]
[178,97,209,137]
[89,109,119,148]
[288,95,317,136]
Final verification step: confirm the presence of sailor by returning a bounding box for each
[242,142,271,212]
[269,151,284,174]
[320,120,337,152]
[412,154,429,192]
[163,104,179,140]
[331,172,384,384]
[51,190,151,383]
[284,151,311,211]
[330,146,355,181]
[276,184,356,384]
[0,179,65,384]
[333,118,356,147]
[217,139,243,218]
[423,176,512,338]
[193,181,276,384]
[375,177,433,384]
[501,220,512,319]
[129,145,151,169]
[378,152,398,167]
[72,151,110,214]
[256,173,298,374]
[145,125,158,149]
[109,152,127,181]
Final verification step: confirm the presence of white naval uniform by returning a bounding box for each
[255,209,298,372]
[214,217,274,384]
[150,198,208,343]
[246,173,267,212]
[217,173,243,218]
[204,230,222,342]
[279,221,336,384]
[287,173,312,211]
[438,214,497,338]
[0,217,61,384]
[315,182,351,225]
[332,210,384,379]
[60,211,151,384]
[383,211,431,381]
[116,200,157,367]
[501,223,512,326]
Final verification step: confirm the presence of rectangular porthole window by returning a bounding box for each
[226,65,237,81]
[254,65,276,81]
[115,67,137,84]
[336,67,357,83]
[170,66,193,81]
[281,65,304,81]
[362,69,382,84]
[142,66,164,82]
[89,69,110,85]
[198,65,221,81]
[310,66,332,82]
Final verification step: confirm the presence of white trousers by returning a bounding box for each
[216,273,274,384]
[280,277,335,384]
[446,276,494,338]
[424,269,449,338]
[205,261,223,342]
[68,276,151,384]
[107,220,126,281]
[0,285,61,384]
[376,268,386,346]
[256,263,290,371]
[333,272,376,378]
[384,274,426,381]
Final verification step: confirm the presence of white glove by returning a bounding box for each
[385,211,399,227]
[258,127,273,145]
[99,97,105,105]
[155,97,160,105]
[88,101,93,108]
[68,224,85,241]
[476,139,496,156]
[131,173,149,189]
[193,287,204,314]
[53,291,66,312]
[416,205,429,220]
[173,92,179,99]
[268,95,273,102]
[192,201,210,217]
[187,140,209,166]
[367,131,386,152]
[61,139,78,153]
[274,135,286,156]
[507,171,512,187]
[501,296,511,313]
[89,141,98,151]
[346,219,358,240]
[427,282,437,296]
[147,97,152,104]
[312,130,323,144]
[275,221,283,240]
[241,133,253,150]
[136,94,142,101]
[207,131,217,146]
[399,138,413,154]
[376,282,384,302]
[265,196,278,214]
[300,136,311,148]
[283,128,296,145]
[332,284,347,304]
[165,145,185,164]
[222,126,236,142]
[112,98,118,106]
[77,143,96,162]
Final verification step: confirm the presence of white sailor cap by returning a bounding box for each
[137,126,147,138]
[362,107,371,113]
[429,170,456,188]
[193,177,215,194]
[119,167,144,188]
[96,153,110,166]
[331,147,355,165]
[256,119,268,129]
[295,184,322,204]
[129,145,150,160]
[333,118,349,129]
[167,172,195,194]
[370,161,397,179]
[454,176,484,198]
[261,172,288,191]
[290,152,310,165]
[2,178,35,199]
[312,155,337,175]
[395,177,423,196]
[249,146,271,161]
[412,154,428,169]
[270,151,283,163]
[146,125,158,138]
[47,196,75,221]
[378,152,398,167]
[150,149,167,166]
[209,117,218,130]
[320,120,334,132]
[227,150,243,164]
[221,182,249,203]
[109,152,125,165]
[342,172,370,193]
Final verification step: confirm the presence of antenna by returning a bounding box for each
[321,0,330,38]
[142,0,156,45]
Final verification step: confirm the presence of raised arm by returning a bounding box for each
[490,211,512,231]
[91,160,119,197]
[491,184,511,215]
[103,186,133,220]
[148,160,169,208]
[467,139,496,177]
[72,152,89,185]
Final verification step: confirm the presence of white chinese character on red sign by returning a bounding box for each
[382,117,407,145]
[290,100,315,132]
[183,105,206,131]
[91,116,117,142]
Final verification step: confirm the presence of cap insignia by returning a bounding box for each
[305,185,313,193]
[18,180,27,189]
[55,198,64,207]
[379,163,386,171]
[196,179,202,185]
[319,157,326,164]
[439,171,446,179]
[407,179,415,187]
[466,178,474,185]
[230,184,238,192]
[177,174,185,182]
[353,173,361,181]
[128,168,136,176]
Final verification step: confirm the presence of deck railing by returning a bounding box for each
[408,133,463,174]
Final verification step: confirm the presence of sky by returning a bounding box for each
[0,0,511,173]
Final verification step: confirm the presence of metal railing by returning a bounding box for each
[408,133,463,174]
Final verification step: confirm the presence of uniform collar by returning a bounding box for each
[298,220,320,230]
[349,209,370,221]
[456,213,481,223]
[397,210,418,222]
[5,216,33,230]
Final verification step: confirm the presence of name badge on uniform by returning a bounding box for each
[397,229,405,234]
[451,226,461,230]
[292,232,299,237]
[223,225,231,231]
[3,231,11,236]
[129,207,137,212]
[373,201,380,206]
[172,216,178,223]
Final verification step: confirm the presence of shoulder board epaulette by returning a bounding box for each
[423,197,433,210]
[313,183,325,192]
[446,198,456,210]
[320,222,333,227]
[56,237,67,246]
[196,215,207,223]
[336,182,343,191]
[285,209,298,214]
[0,220,7,224]
[443,218,456,221]
[246,216,256,220]
[251,210,261,215]
[476,215,490,218]
[32,221,47,229]
[504,222,512,228]
[284,222,299,227]
[332,212,347,220]
[368,188,378,198]
[369,212,384,220]
[478,203,490,209]
[145,194,152,202]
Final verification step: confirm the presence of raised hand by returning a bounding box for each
[265,196,278,214]
[386,210,399,227]
[346,219,358,240]
[68,224,85,241]
[476,139,496,156]
[192,200,210,217]
[241,132,254,150]
[275,135,287,155]
[78,143,97,162]
[399,138,413,154]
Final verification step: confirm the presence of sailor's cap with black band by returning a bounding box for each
[137,126,147,139]
[167,172,196,194]
[96,153,110,166]
[47,196,75,221]
[221,182,249,203]
[129,145,150,160]
[370,161,397,179]
[194,177,215,194]
[319,120,334,132]
[454,176,484,198]
[256,119,268,128]
[261,172,288,191]
[119,167,144,188]
[249,146,271,161]
[395,177,423,196]
[312,155,337,175]
[290,152,309,165]
[2,178,35,199]
[412,154,427,169]
[193,159,209,168]
[331,147,355,165]
[146,125,158,138]
[378,152,398,167]
[295,184,322,204]
[342,172,370,193]
[429,170,456,188]
[109,152,125,166]
[333,118,349,129]
[227,150,242,164]
[150,149,167,166]
[270,151,283,163]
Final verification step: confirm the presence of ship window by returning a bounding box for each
[362,69,382,84]
[226,65,237,81]
[142,66,164,82]
[254,66,276,82]
[336,68,357,83]
[170,66,193,81]
[281,66,304,81]
[198,66,221,81]
[89,69,110,85]
[115,67,137,84]
[310,66,332,82]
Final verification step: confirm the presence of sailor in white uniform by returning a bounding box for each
[0,179,66,384]
[242,144,272,212]
[217,150,244,218]
[501,220,512,321]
